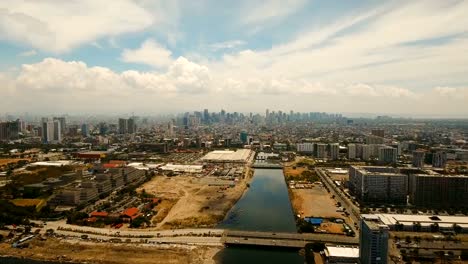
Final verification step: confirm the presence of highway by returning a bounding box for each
[223,230,358,248]
[315,168,361,231]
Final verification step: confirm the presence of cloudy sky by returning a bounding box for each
[1,0,468,117]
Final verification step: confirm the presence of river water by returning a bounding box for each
[215,168,304,264]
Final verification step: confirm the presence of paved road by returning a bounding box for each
[315,168,360,231]
[42,220,224,238]
[224,230,358,247]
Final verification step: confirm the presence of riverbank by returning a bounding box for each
[0,238,222,264]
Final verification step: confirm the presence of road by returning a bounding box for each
[223,230,358,247]
[315,168,360,231]
[42,219,224,238]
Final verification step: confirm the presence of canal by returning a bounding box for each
[215,168,304,263]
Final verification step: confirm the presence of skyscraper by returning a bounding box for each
[360,215,389,264]
[42,119,54,143]
[81,124,89,137]
[118,118,128,134]
[53,117,66,134]
[53,120,62,143]
[127,118,136,134]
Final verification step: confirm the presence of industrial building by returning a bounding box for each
[160,164,204,173]
[201,149,253,163]
[364,214,468,233]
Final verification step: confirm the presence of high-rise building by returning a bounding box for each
[0,120,20,141]
[118,118,128,134]
[432,151,447,168]
[362,145,372,161]
[348,144,356,159]
[366,135,384,145]
[412,150,426,168]
[81,124,89,137]
[53,117,66,134]
[127,118,136,134]
[203,109,210,124]
[409,174,468,208]
[53,120,62,143]
[315,143,327,159]
[329,143,339,160]
[297,143,314,154]
[240,130,248,144]
[378,147,397,164]
[349,166,407,204]
[359,215,389,264]
[42,119,54,143]
[371,129,385,138]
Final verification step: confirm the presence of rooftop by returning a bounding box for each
[201,149,253,162]
[325,245,359,258]
[365,214,468,226]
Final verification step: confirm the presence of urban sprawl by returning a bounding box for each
[1,110,468,263]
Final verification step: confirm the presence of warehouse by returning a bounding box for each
[201,149,253,163]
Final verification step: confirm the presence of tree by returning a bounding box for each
[130,216,148,228]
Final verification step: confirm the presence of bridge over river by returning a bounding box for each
[222,230,359,248]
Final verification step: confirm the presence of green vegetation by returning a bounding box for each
[0,200,34,225]
[130,216,150,228]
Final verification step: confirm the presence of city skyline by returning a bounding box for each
[1,1,468,116]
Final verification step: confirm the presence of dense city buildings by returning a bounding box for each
[1,109,468,263]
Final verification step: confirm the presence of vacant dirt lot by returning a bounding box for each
[283,166,307,177]
[0,158,30,166]
[290,185,342,218]
[137,174,248,229]
[0,238,219,264]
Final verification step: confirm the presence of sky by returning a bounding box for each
[1,0,468,117]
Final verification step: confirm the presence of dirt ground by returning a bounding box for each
[0,158,30,166]
[0,238,220,264]
[137,174,249,229]
[290,185,342,218]
[317,222,344,234]
[283,166,307,177]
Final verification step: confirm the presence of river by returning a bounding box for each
[215,168,304,263]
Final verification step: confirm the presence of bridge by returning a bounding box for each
[251,163,283,169]
[222,230,359,248]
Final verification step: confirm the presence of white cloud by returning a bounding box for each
[1,57,467,115]
[121,39,173,68]
[17,49,37,57]
[209,40,246,51]
[0,0,154,53]
[241,0,307,25]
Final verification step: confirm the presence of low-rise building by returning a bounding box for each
[323,245,359,264]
